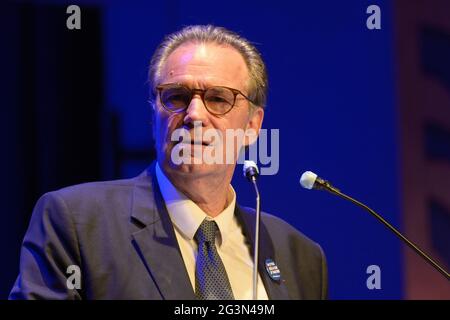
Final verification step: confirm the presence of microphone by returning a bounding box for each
[300,171,450,280]
[300,171,340,193]
[243,160,260,181]
[243,161,261,300]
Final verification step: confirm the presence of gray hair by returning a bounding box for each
[148,25,268,108]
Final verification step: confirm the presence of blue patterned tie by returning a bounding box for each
[194,219,235,300]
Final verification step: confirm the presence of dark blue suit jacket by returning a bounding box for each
[10,163,328,299]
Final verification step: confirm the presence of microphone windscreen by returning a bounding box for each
[300,171,318,189]
[243,160,259,177]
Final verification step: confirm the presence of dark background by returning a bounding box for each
[1,0,449,299]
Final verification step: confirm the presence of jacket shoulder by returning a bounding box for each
[55,176,139,198]
[39,171,151,222]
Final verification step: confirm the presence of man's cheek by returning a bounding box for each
[154,118,170,152]
[155,115,171,139]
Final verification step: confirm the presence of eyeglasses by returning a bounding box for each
[156,83,256,115]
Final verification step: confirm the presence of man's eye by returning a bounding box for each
[207,96,228,103]
[167,94,186,102]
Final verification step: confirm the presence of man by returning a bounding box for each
[10,25,327,300]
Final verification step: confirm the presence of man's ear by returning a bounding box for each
[244,107,264,147]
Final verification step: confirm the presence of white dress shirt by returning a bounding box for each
[155,163,269,300]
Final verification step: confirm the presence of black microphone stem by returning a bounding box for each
[326,187,450,280]
[251,176,261,300]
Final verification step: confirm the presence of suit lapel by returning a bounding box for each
[130,164,195,300]
[235,205,291,300]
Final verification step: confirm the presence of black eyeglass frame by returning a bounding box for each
[155,83,257,115]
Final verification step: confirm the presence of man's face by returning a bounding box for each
[153,42,264,179]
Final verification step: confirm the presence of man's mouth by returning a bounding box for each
[192,140,211,146]
[177,140,212,146]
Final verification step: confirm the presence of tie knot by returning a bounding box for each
[195,219,218,244]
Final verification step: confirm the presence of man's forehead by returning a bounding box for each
[160,42,249,89]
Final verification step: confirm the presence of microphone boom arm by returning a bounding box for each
[323,185,450,281]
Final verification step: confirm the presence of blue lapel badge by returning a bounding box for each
[265,258,281,281]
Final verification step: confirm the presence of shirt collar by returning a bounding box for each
[155,162,236,246]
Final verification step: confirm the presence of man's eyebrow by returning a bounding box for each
[173,81,227,89]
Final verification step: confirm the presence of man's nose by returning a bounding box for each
[183,95,210,127]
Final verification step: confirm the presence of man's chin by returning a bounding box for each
[167,161,223,177]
